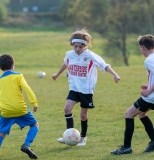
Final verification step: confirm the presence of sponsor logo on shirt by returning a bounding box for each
[84,57,88,61]
[68,65,87,77]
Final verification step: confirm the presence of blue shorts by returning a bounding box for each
[0,110,37,134]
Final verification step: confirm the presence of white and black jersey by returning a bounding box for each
[64,49,110,94]
[142,53,154,104]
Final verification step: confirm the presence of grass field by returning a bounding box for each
[0,28,153,160]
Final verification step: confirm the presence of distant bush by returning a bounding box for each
[1,12,65,28]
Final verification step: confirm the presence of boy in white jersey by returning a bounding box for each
[111,34,154,155]
[52,28,120,146]
[0,54,39,159]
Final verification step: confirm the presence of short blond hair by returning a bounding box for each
[68,28,92,47]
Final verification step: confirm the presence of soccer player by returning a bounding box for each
[0,54,39,159]
[111,34,154,155]
[52,28,120,146]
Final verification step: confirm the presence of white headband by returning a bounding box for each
[72,39,86,44]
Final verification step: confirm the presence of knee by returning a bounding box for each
[125,111,133,118]
[64,106,72,114]
[35,122,39,128]
[125,111,128,118]
[31,122,39,129]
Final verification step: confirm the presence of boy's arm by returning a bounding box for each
[141,84,154,97]
[20,75,38,110]
[105,66,120,83]
[52,63,67,80]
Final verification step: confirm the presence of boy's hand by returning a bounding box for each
[114,74,120,83]
[141,89,150,97]
[141,84,148,90]
[141,84,154,96]
[52,73,59,80]
[33,106,38,112]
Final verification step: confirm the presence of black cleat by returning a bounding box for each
[144,141,154,153]
[111,146,133,155]
[21,144,37,159]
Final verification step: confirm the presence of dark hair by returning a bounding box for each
[137,34,154,50]
[0,54,14,71]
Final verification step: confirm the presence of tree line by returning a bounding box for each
[1,0,154,66]
[60,0,154,66]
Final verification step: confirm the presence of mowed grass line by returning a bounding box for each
[0,29,152,159]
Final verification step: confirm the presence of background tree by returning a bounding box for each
[0,0,9,23]
[60,0,108,29]
[60,0,153,66]
[145,0,154,34]
[102,0,147,66]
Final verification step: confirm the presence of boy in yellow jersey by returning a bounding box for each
[0,54,39,159]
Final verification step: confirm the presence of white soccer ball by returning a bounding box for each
[37,71,46,78]
[63,128,81,146]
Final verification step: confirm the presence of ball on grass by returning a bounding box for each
[37,71,46,78]
[63,128,80,146]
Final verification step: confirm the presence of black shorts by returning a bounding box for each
[67,90,95,109]
[134,97,154,112]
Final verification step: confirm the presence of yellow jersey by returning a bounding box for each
[0,71,38,118]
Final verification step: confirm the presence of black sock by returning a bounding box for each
[140,116,154,141]
[65,114,74,129]
[81,119,88,137]
[124,118,134,148]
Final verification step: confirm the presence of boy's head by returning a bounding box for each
[0,54,14,71]
[137,34,154,50]
[69,28,92,47]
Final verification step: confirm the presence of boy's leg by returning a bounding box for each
[80,108,88,137]
[65,114,74,129]
[139,113,154,152]
[0,116,14,147]
[24,123,39,147]
[80,119,88,137]
[64,100,76,129]
[124,118,134,147]
[21,123,39,159]
[77,108,88,146]
[16,110,38,159]
[77,93,94,146]
[57,99,76,144]
[16,111,38,147]
[139,113,154,141]
[111,105,142,155]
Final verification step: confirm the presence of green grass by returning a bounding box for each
[0,28,152,160]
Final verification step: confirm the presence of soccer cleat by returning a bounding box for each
[111,146,133,155]
[144,141,154,152]
[21,144,37,159]
[57,137,65,144]
[77,137,87,146]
